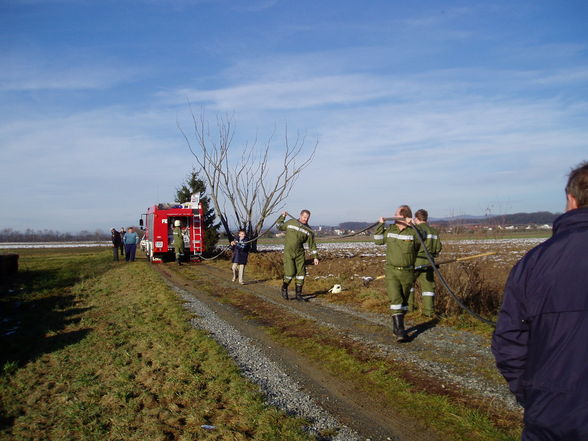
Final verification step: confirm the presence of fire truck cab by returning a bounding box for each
[139,197,205,263]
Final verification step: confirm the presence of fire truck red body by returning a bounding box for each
[140,202,205,263]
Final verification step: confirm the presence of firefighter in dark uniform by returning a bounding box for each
[374,205,420,341]
[411,209,442,317]
[276,210,319,301]
[172,220,184,265]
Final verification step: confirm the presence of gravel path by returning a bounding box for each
[169,283,362,441]
[156,262,522,441]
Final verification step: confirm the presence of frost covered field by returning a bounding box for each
[260,237,545,266]
[0,242,111,249]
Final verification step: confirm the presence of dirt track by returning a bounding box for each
[153,262,521,441]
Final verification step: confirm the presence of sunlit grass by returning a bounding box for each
[0,249,313,441]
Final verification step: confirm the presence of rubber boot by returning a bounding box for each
[281,282,289,300]
[392,314,407,342]
[295,284,304,301]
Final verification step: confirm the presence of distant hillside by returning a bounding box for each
[338,221,373,231]
[433,211,561,226]
[335,212,561,231]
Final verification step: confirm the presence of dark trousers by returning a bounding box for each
[113,246,119,261]
[125,244,136,262]
[119,242,124,256]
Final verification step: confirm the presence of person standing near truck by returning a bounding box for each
[172,220,184,265]
[111,228,121,261]
[119,228,125,256]
[123,227,138,262]
[276,210,319,301]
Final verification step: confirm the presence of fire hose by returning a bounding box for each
[405,220,497,327]
[364,251,497,284]
[199,212,292,261]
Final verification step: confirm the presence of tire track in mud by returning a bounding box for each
[154,262,520,441]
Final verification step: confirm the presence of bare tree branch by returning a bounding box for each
[179,107,318,250]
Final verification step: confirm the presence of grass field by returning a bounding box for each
[0,248,313,441]
[0,240,532,440]
[241,234,544,333]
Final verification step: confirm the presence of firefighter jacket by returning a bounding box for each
[231,237,250,265]
[374,222,420,268]
[491,207,588,439]
[415,222,442,259]
[172,227,184,249]
[276,215,318,259]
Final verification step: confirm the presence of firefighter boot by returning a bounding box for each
[392,314,408,342]
[281,282,289,300]
[295,284,304,301]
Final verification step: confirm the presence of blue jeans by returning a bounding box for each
[124,243,136,261]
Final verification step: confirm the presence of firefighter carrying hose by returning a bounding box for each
[172,220,184,265]
[410,209,442,317]
[374,205,420,342]
[277,210,319,301]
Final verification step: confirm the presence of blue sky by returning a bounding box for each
[1,0,587,231]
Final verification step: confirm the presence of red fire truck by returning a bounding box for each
[139,200,205,263]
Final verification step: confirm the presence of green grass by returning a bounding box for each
[0,249,313,441]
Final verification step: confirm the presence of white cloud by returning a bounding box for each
[0,53,140,91]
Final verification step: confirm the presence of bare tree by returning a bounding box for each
[179,108,317,251]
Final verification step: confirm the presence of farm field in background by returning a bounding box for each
[235,234,548,329]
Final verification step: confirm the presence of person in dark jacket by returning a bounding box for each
[111,228,121,261]
[230,229,250,285]
[492,160,588,441]
[119,228,125,256]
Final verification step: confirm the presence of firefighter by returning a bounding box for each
[374,205,420,342]
[410,209,442,317]
[276,210,319,301]
[172,220,184,265]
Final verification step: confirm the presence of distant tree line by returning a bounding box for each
[0,228,110,242]
[435,211,560,227]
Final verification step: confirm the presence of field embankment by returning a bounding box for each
[0,248,313,441]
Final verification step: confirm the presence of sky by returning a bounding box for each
[1,0,587,231]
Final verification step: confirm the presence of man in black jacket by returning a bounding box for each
[492,161,588,441]
[111,228,121,261]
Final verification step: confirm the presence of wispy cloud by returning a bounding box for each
[0,105,192,230]
[0,54,139,92]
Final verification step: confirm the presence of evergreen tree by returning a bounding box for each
[175,169,220,253]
